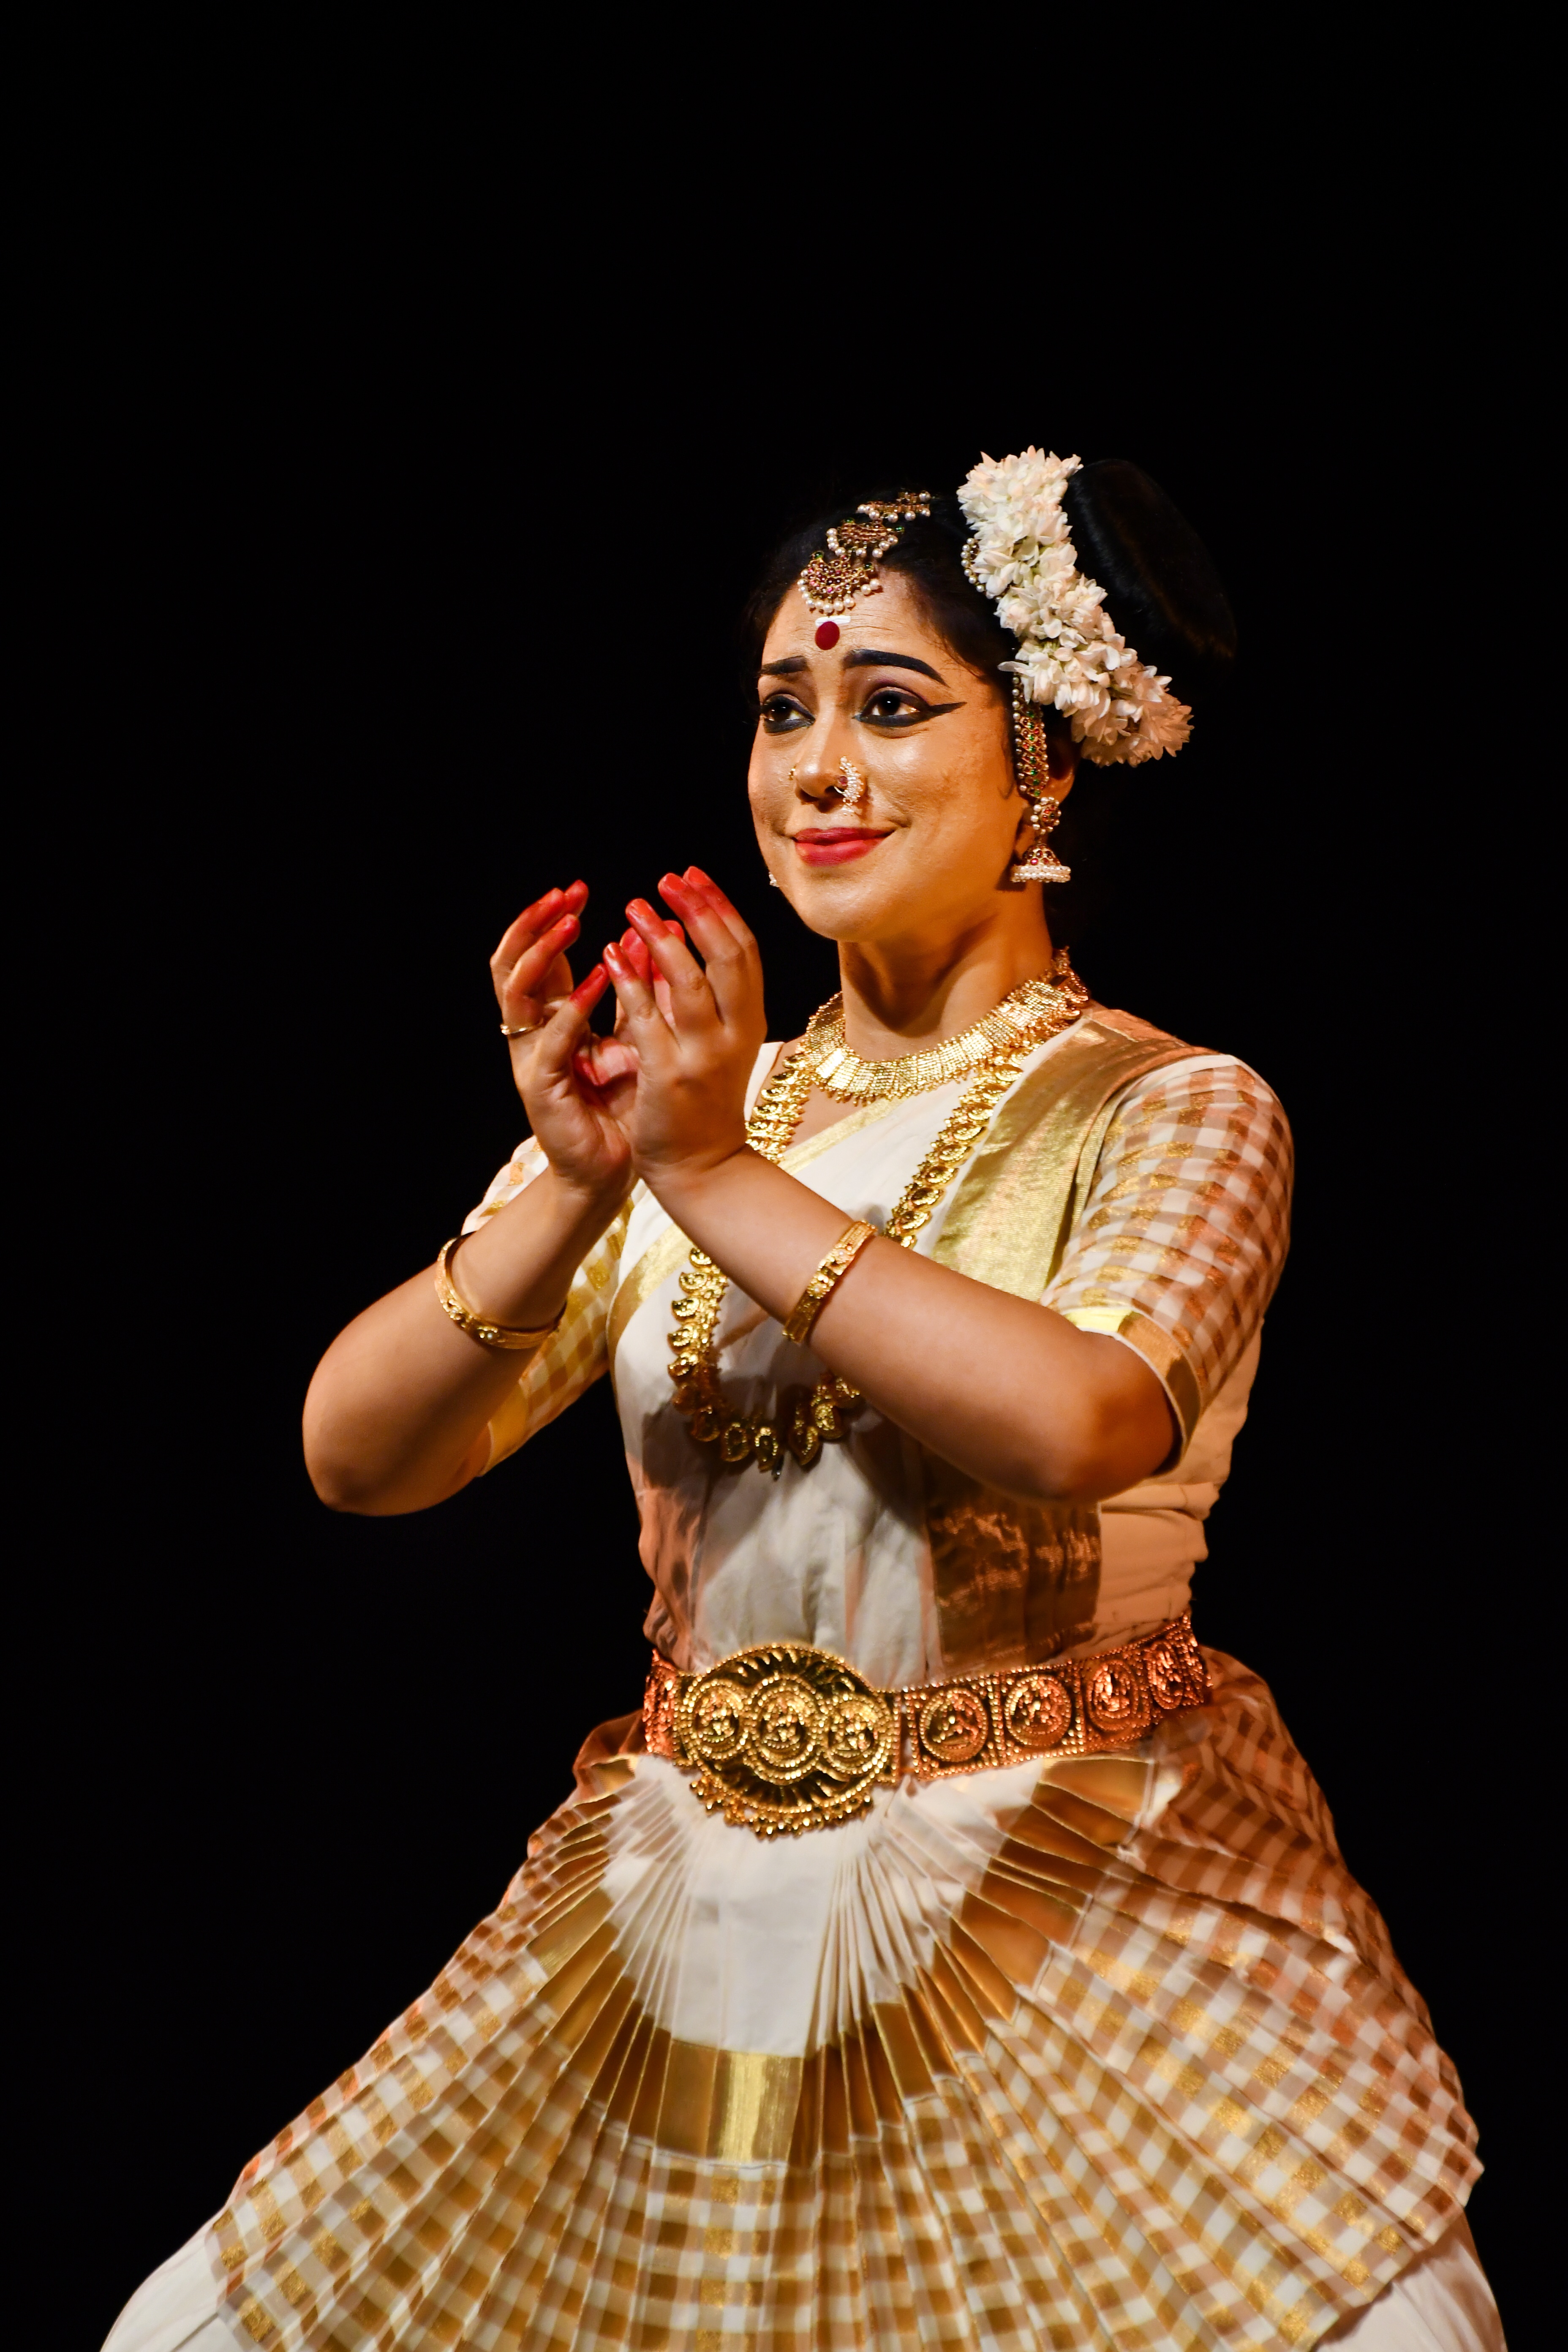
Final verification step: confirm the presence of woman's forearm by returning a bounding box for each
[303,1166,626,1516]
[652,1148,1173,1503]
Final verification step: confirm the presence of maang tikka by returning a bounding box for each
[1007,677,1071,884]
[799,490,932,643]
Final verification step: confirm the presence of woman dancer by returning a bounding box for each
[109,453,1501,2348]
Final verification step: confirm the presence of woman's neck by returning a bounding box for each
[836,904,1057,1058]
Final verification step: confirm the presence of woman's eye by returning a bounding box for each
[759,694,808,733]
[861,688,926,725]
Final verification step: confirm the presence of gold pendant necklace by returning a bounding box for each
[667,956,1088,1476]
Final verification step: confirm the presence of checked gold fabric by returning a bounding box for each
[203,1658,1475,2347]
[106,1004,1487,2349]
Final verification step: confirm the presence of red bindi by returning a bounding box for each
[814,621,840,650]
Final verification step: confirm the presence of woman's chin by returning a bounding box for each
[785,877,911,943]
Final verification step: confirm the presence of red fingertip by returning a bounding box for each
[572,962,607,1000]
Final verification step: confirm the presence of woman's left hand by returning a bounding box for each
[602,867,768,1193]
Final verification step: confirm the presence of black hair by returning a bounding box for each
[742,461,1236,942]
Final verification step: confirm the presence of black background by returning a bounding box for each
[33,41,1532,2346]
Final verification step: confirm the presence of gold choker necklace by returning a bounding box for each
[666,953,1089,1476]
[808,952,1088,1104]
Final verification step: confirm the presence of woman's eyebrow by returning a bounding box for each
[844,648,948,683]
[758,656,808,677]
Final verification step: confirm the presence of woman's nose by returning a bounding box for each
[791,740,850,806]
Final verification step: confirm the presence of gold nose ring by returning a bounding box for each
[835,758,867,812]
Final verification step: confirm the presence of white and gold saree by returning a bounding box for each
[109,1009,1494,2351]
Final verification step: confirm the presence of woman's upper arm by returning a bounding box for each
[1045,1056,1294,1463]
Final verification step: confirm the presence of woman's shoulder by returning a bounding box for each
[1082,1018,1294,1233]
[1075,1004,1288,1130]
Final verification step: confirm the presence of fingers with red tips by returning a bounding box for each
[684,865,737,917]
[655,868,757,1017]
[625,901,674,951]
[604,931,664,1025]
[494,882,589,969]
[620,928,654,981]
[675,865,724,901]
[569,962,607,1007]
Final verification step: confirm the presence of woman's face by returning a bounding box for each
[749,574,1060,946]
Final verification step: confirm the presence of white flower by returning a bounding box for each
[961,449,1194,765]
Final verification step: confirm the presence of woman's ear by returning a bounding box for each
[1045,721,1081,803]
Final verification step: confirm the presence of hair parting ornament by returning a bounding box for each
[792,450,1195,885]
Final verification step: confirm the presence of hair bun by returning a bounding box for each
[1064,460,1237,702]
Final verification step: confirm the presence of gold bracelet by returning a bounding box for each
[782,1219,877,1348]
[434,1238,565,1352]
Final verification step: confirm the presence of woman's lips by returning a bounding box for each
[792,828,892,868]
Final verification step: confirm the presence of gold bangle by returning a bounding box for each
[434,1238,564,1352]
[782,1219,877,1348]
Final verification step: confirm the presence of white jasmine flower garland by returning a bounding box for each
[958,448,1192,765]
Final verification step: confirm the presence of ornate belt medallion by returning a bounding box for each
[660,1642,898,1835]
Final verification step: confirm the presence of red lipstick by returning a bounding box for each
[792,827,892,868]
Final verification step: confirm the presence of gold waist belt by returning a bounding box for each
[642,1614,1209,1838]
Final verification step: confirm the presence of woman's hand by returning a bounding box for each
[491,882,637,1205]
[602,867,768,1194]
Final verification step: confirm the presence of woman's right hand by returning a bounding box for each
[491,882,636,1204]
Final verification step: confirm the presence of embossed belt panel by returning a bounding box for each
[642,1615,1209,1837]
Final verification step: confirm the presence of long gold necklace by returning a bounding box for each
[667,956,1088,1476]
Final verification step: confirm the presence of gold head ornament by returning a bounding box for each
[798,490,932,620]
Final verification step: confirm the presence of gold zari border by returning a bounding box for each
[1060,1303,1204,1448]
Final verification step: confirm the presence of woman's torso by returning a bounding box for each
[471,1006,1294,1690]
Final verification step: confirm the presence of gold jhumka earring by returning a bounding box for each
[1008,677,1071,884]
